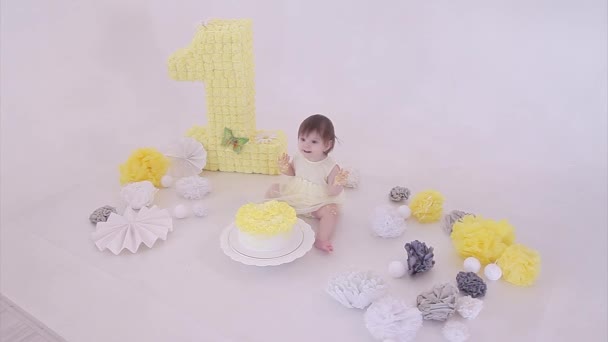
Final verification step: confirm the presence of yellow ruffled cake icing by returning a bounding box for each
[235,200,297,236]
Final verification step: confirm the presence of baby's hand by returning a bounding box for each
[278,153,291,173]
[333,169,350,186]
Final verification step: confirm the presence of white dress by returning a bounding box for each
[277,152,344,215]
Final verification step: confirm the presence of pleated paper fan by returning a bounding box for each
[164,137,207,177]
[92,206,173,255]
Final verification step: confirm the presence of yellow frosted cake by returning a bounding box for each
[235,200,297,251]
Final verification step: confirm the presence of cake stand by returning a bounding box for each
[219,219,315,266]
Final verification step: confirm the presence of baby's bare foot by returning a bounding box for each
[314,239,334,253]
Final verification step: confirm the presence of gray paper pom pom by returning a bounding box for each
[456,272,487,298]
[89,205,117,224]
[404,240,435,275]
[416,283,458,321]
[389,186,411,202]
[442,210,472,234]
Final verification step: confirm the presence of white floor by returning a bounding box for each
[0,296,65,342]
[1,0,607,341]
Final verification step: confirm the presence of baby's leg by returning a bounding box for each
[265,183,281,199]
[312,204,340,253]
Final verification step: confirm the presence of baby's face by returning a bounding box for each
[298,131,331,162]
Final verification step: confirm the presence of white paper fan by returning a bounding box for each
[165,137,207,177]
[92,206,173,255]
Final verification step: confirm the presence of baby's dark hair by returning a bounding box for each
[298,114,337,154]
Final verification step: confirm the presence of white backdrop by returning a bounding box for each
[1,0,607,341]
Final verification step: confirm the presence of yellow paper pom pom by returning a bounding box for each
[235,200,297,236]
[119,148,169,187]
[451,215,516,264]
[409,190,444,223]
[496,244,541,286]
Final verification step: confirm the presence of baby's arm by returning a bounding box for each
[327,165,348,196]
[278,153,295,176]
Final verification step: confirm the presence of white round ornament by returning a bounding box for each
[463,257,481,273]
[397,205,411,219]
[173,204,189,219]
[388,261,406,278]
[161,175,174,188]
[484,263,502,281]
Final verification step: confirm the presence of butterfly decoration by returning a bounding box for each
[222,127,249,153]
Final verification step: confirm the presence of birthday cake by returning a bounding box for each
[235,200,298,251]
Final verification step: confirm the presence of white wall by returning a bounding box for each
[2,0,606,220]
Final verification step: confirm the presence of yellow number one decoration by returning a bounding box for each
[168,19,287,175]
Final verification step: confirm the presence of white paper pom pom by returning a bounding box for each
[388,261,406,278]
[456,295,483,320]
[192,203,208,217]
[463,257,481,273]
[120,181,158,210]
[343,167,360,188]
[326,270,387,309]
[173,204,189,219]
[175,176,211,200]
[396,205,411,219]
[484,263,502,281]
[161,175,174,188]
[442,321,470,342]
[371,206,407,238]
[364,296,423,342]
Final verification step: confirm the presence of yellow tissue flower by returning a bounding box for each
[119,148,169,187]
[496,244,541,286]
[410,190,444,223]
[235,200,297,235]
[451,215,516,265]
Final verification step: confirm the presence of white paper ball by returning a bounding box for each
[371,206,407,238]
[484,263,502,281]
[442,321,470,342]
[397,205,411,219]
[161,175,174,188]
[456,295,483,320]
[173,204,189,219]
[364,296,422,342]
[192,203,209,217]
[463,257,481,273]
[388,261,406,278]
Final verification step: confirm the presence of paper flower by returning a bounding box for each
[120,180,158,210]
[192,203,209,217]
[119,147,169,187]
[456,272,487,298]
[255,131,277,144]
[92,206,173,255]
[342,167,360,188]
[175,176,212,200]
[389,186,410,202]
[164,137,207,177]
[371,206,407,238]
[416,283,458,321]
[89,205,117,224]
[451,215,516,264]
[404,240,435,275]
[364,296,423,342]
[456,295,483,320]
[442,210,472,234]
[326,270,387,309]
[442,321,470,342]
[496,244,541,286]
[409,190,444,223]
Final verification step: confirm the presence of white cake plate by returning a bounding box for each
[220,219,315,266]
